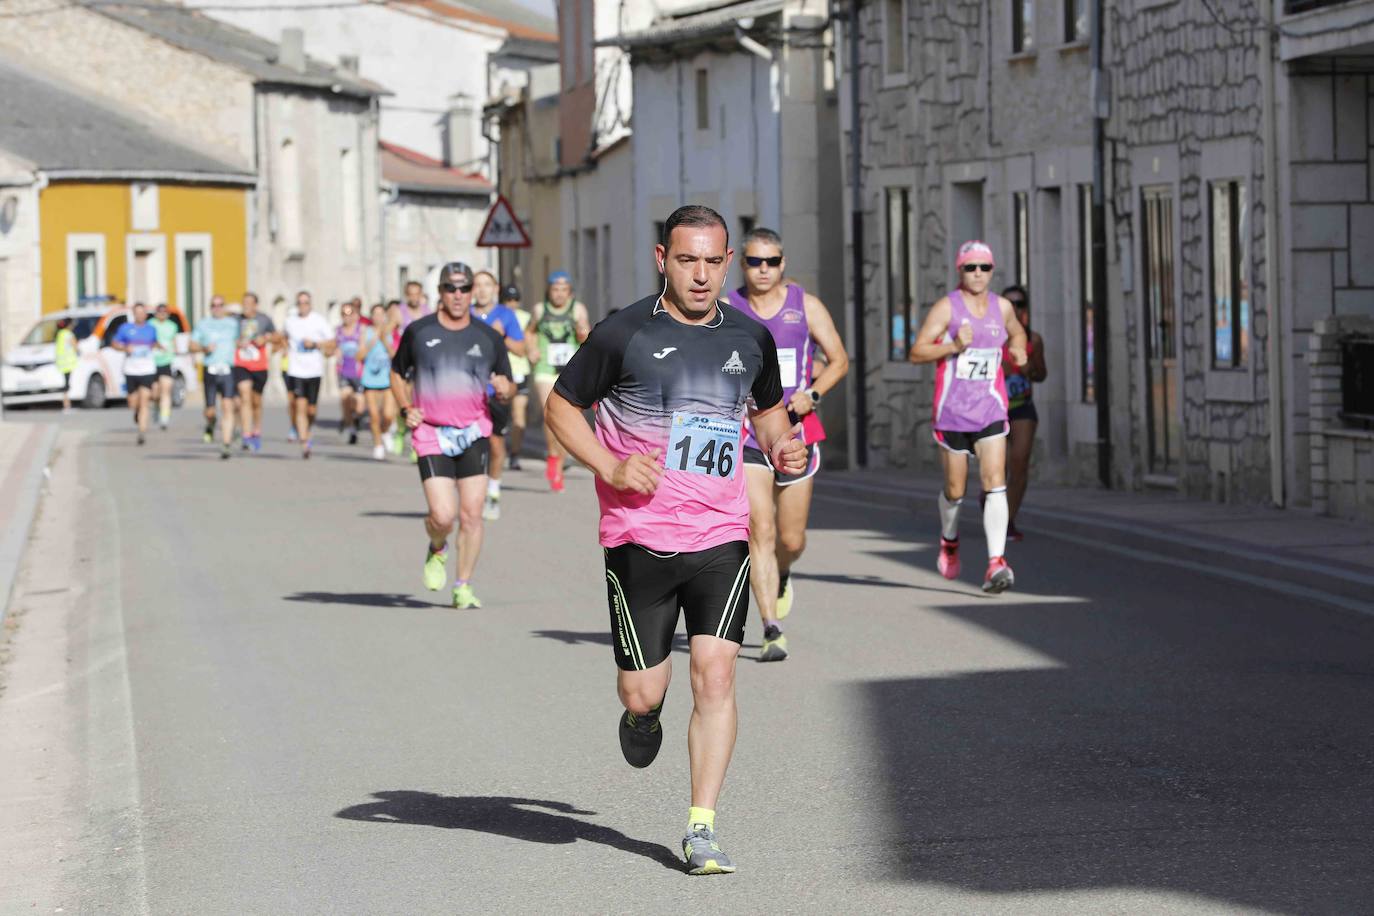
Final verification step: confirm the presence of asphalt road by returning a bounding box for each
[3,405,1373,914]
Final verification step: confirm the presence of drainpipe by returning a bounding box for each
[1090,0,1111,488]
[1260,0,1285,507]
[843,0,867,467]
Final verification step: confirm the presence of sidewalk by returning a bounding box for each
[0,420,59,624]
[818,467,1374,615]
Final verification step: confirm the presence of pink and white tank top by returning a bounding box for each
[932,289,1010,432]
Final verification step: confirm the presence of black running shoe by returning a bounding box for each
[618,702,664,768]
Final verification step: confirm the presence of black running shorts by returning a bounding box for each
[417,438,490,482]
[233,367,268,393]
[933,420,1009,456]
[155,364,173,378]
[742,442,821,486]
[204,371,235,406]
[603,540,750,671]
[286,375,322,405]
[125,373,156,392]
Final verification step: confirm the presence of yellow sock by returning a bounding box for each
[688,807,715,832]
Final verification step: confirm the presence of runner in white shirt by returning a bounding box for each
[284,290,335,459]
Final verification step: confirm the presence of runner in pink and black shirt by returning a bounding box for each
[544,205,806,876]
[390,262,514,611]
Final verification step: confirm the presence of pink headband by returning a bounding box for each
[956,240,995,268]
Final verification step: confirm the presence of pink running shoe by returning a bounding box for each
[1007,522,1024,542]
[982,556,1015,594]
[937,537,961,580]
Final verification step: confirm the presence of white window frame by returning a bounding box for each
[66,232,107,306]
[881,0,911,87]
[124,233,168,306]
[130,183,159,232]
[174,232,214,324]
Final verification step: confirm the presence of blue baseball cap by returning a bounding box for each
[547,270,572,285]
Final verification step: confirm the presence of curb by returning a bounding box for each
[0,423,60,628]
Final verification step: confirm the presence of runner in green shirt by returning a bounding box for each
[150,303,180,430]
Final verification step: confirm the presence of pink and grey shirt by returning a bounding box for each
[933,288,1010,432]
[555,295,784,553]
[729,282,826,448]
[391,313,512,458]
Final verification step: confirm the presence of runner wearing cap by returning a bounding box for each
[545,205,806,874]
[391,262,516,609]
[909,241,1028,593]
[525,270,591,492]
[502,284,532,470]
[729,227,849,662]
[471,270,527,520]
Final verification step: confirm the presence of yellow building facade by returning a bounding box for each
[40,182,248,324]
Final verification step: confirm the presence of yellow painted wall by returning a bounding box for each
[39,181,247,323]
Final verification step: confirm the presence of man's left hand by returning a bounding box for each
[490,373,516,402]
[770,422,807,475]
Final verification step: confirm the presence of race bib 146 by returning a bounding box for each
[668,412,740,479]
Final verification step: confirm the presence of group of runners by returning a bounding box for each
[111,203,1044,876]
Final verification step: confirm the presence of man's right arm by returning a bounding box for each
[908,298,960,365]
[545,391,662,494]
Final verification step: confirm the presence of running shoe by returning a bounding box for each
[372,444,386,461]
[250,435,262,453]
[287,427,298,443]
[508,455,522,471]
[775,574,794,620]
[423,546,447,591]
[682,825,736,875]
[136,433,145,446]
[220,443,230,461]
[302,439,312,460]
[390,427,405,455]
[348,430,358,445]
[241,437,251,451]
[1007,521,1024,542]
[982,556,1015,594]
[482,493,501,521]
[937,537,961,580]
[202,428,213,444]
[759,625,788,662]
[452,583,482,609]
[618,702,664,768]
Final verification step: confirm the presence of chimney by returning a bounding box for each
[279,28,306,73]
[338,54,360,74]
[443,93,475,169]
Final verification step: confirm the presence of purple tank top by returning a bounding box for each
[336,324,364,379]
[730,284,821,448]
[932,289,1010,432]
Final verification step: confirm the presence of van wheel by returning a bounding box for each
[172,373,187,408]
[83,375,107,409]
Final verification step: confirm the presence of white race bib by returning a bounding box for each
[668,412,740,479]
[777,348,798,389]
[238,344,260,362]
[207,363,231,376]
[547,342,575,368]
[955,347,1000,381]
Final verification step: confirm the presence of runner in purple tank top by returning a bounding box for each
[910,241,1028,594]
[729,227,849,662]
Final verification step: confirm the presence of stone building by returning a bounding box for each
[842,0,1374,519]
[0,0,385,310]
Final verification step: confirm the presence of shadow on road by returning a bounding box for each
[335,791,682,870]
[857,593,1374,912]
[359,510,427,519]
[531,629,691,656]
[284,591,434,609]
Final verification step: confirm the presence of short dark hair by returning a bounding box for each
[741,226,783,253]
[660,205,729,252]
[404,280,422,291]
[1001,284,1029,309]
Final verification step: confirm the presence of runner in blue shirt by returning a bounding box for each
[190,296,244,459]
[112,303,160,445]
[471,270,527,520]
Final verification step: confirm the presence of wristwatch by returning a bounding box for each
[807,388,821,405]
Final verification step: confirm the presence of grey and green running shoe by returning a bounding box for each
[618,702,663,768]
[682,825,736,875]
[759,625,788,663]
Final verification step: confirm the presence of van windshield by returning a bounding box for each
[22,321,57,345]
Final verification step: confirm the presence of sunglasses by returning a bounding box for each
[745,255,783,268]
[440,282,473,294]
[961,263,994,273]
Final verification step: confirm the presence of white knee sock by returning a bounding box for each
[938,491,963,540]
[487,478,501,497]
[983,486,1009,559]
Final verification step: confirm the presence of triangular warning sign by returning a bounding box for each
[477,194,531,248]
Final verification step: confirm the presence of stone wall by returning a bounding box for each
[1307,315,1374,523]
